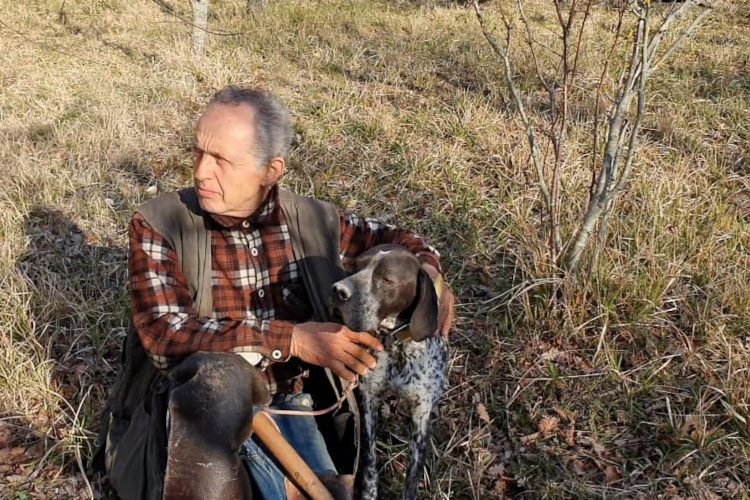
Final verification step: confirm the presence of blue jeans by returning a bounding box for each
[241,392,338,499]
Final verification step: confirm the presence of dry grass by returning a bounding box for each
[1,0,749,498]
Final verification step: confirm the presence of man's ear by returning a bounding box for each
[262,156,285,187]
[409,269,439,342]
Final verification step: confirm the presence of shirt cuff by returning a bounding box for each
[265,319,294,362]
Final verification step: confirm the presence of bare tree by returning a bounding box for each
[473,0,721,275]
[190,0,209,57]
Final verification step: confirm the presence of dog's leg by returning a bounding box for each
[403,398,435,500]
[360,387,380,500]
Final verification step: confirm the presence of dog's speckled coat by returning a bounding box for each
[330,244,448,500]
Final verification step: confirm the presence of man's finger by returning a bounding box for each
[330,360,357,383]
[437,290,455,338]
[441,308,454,337]
[345,330,384,352]
[344,344,378,369]
[339,351,370,377]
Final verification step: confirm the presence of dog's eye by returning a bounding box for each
[381,277,395,286]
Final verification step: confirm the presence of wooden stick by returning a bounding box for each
[251,411,334,500]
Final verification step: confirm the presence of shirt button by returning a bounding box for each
[271,349,282,360]
[241,220,250,229]
[258,289,265,298]
[251,248,259,257]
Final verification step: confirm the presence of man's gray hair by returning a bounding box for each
[208,86,294,167]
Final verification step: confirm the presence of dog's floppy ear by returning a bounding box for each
[249,366,272,406]
[409,268,439,342]
[168,355,201,387]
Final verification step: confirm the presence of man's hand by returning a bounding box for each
[421,263,455,339]
[290,322,384,382]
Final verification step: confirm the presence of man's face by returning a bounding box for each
[192,102,271,218]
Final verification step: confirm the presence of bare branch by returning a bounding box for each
[590,6,627,202]
[648,0,699,57]
[474,0,718,273]
[649,3,718,76]
[473,0,552,216]
[570,0,595,87]
[612,7,649,195]
[518,1,554,99]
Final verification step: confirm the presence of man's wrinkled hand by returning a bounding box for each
[290,322,384,382]
[421,263,455,339]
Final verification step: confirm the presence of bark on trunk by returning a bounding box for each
[246,0,268,13]
[190,0,209,57]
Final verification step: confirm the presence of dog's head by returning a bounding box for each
[329,244,439,341]
[168,352,271,447]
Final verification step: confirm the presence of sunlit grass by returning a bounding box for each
[0,0,748,497]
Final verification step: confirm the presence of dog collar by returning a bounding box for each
[377,322,412,345]
[393,323,413,344]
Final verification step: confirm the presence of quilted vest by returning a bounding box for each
[91,187,358,500]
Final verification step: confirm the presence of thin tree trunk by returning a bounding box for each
[247,0,267,13]
[190,0,209,57]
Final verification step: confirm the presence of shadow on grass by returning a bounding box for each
[12,206,128,495]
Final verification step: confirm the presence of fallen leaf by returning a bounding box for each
[553,405,576,422]
[0,424,11,448]
[489,463,505,477]
[539,416,559,435]
[520,432,540,445]
[477,403,491,424]
[573,459,589,476]
[566,423,576,446]
[0,447,26,465]
[605,465,621,485]
[592,441,609,458]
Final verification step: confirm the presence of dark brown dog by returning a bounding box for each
[163,352,271,500]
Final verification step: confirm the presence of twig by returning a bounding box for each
[590,6,627,202]
[147,0,245,37]
[649,2,719,76]
[73,385,95,499]
[473,0,553,237]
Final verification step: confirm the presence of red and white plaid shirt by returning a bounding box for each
[129,186,441,390]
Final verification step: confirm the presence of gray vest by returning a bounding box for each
[92,187,358,500]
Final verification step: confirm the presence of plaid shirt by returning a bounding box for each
[129,186,441,390]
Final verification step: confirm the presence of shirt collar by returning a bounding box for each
[209,185,281,230]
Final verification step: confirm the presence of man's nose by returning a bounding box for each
[194,152,215,180]
[332,282,352,302]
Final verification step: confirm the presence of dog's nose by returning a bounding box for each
[332,282,352,302]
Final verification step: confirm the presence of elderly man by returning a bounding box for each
[93,86,454,499]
